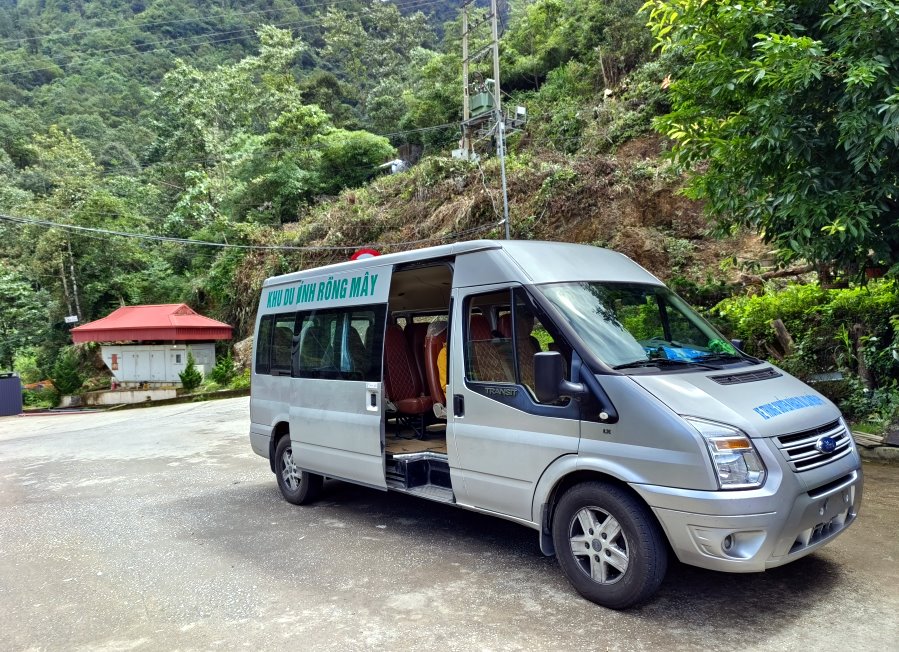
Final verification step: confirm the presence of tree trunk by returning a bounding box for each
[771,319,794,357]
[67,238,81,320]
[59,258,73,317]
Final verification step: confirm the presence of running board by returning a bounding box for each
[385,452,455,504]
[389,482,455,504]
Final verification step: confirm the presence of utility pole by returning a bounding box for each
[460,0,511,239]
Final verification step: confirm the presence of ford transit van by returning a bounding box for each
[249,240,862,608]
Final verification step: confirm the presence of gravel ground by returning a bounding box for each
[0,397,897,651]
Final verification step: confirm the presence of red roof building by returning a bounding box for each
[71,304,232,343]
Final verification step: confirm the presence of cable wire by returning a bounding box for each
[0,211,504,251]
[0,0,444,79]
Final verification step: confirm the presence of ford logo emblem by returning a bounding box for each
[815,436,838,454]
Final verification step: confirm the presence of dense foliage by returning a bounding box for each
[644,0,899,275]
[716,281,899,383]
[714,280,899,428]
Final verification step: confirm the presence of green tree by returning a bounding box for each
[644,0,899,273]
[179,351,203,391]
[0,263,50,370]
[51,347,83,395]
[209,352,236,385]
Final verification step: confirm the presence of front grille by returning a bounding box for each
[775,420,852,472]
[709,368,782,385]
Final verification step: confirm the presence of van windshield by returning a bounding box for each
[537,282,742,370]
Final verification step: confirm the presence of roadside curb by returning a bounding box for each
[852,431,899,463]
[118,388,250,410]
[857,446,899,463]
[15,388,249,416]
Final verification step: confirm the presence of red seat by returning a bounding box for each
[404,322,429,389]
[498,313,541,388]
[384,324,433,415]
[424,320,448,407]
[468,314,514,383]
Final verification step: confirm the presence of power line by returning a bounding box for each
[0,2,312,47]
[0,0,444,79]
[0,212,504,251]
[70,122,460,178]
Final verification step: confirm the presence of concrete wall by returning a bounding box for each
[61,388,179,406]
[100,343,216,385]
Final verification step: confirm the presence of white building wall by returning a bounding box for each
[100,343,216,386]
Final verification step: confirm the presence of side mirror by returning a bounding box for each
[534,352,587,403]
[730,338,744,352]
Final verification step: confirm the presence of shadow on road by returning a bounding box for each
[198,476,846,639]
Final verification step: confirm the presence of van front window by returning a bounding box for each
[538,282,741,370]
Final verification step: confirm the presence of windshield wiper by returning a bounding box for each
[692,353,746,363]
[613,358,717,371]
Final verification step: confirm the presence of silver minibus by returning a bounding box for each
[249,240,862,608]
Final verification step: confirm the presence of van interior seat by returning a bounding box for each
[299,324,327,369]
[468,314,514,383]
[384,324,434,415]
[498,313,541,388]
[273,325,294,367]
[424,320,448,407]
[346,326,367,374]
[404,321,429,389]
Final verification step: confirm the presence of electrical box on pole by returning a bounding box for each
[457,0,519,239]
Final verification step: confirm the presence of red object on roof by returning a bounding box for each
[71,304,233,343]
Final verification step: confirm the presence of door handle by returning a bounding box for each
[453,394,464,417]
[366,382,380,412]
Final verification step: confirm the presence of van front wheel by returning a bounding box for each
[552,481,667,609]
[275,435,322,505]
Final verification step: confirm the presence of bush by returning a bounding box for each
[22,387,57,409]
[209,353,236,385]
[179,352,203,391]
[51,348,83,395]
[714,280,899,386]
[13,348,43,384]
[229,368,251,391]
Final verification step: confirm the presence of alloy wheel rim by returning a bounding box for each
[281,447,302,491]
[568,506,629,584]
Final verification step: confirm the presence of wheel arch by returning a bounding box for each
[268,421,290,473]
[533,461,667,558]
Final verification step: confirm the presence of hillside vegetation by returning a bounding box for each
[1,0,898,432]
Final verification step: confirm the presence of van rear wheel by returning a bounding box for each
[552,481,667,609]
[275,435,322,505]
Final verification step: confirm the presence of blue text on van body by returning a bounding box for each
[265,272,379,309]
[753,394,824,420]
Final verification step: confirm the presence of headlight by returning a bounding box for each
[685,417,767,490]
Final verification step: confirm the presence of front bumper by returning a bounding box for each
[632,464,863,573]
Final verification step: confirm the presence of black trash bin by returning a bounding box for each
[0,372,23,416]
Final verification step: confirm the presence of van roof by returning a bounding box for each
[262,240,661,287]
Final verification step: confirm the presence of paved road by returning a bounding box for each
[1,398,897,651]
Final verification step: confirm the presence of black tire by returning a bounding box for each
[552,481,667,609]
[274,435,323,505]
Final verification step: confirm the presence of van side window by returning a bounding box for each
[511,288,572,402]
[255,315,273,374]
[271,314,298,373]
[295,305,386,381]
[464,288,572,403]
[464,290,516,384]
